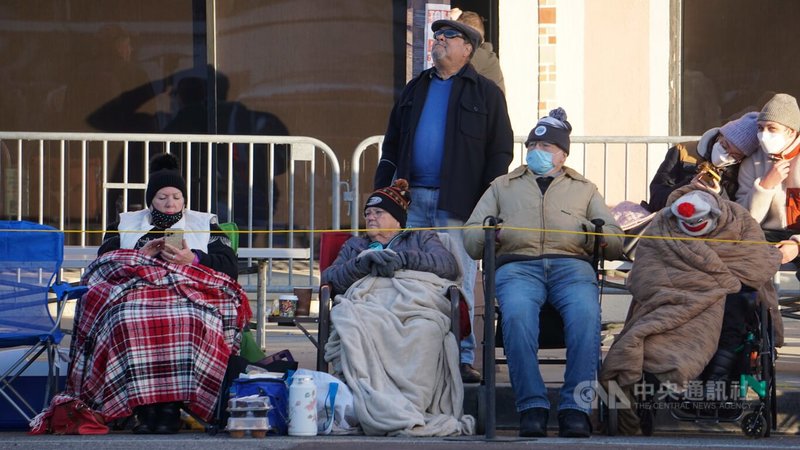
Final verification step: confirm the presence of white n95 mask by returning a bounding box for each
[758,131,788,155]
[710,142,737,167]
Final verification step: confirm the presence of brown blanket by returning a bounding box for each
[600,187,783,388]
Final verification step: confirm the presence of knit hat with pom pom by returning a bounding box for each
[364,179,412,228]
[525,107,573,154]
[146,153,186,207]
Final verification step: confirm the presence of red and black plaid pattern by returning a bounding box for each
[67,250,252,421]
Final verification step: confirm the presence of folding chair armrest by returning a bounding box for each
[447,285,461,339]
[47,282,88,336]
[317,283,333,372]
[52,282,88,302]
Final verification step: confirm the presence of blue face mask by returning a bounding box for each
[526,149,555,175]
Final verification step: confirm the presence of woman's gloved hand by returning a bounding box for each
[355,251,385,274]
[374,250,404,277]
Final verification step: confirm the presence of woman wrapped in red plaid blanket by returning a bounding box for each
[67,154,250,434]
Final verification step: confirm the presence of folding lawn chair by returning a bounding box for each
[316,231,467,373]
[0,221,87,425]
[478,216,609,438]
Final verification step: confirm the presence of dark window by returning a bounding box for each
[0,1,403,231]
[681,0,800,134]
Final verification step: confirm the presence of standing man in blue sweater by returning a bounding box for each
[374,19,514,383]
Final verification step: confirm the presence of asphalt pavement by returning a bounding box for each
[2,430,799,449]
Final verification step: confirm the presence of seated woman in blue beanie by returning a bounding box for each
[646,111,761,212]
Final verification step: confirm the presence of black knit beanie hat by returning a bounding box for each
[146,153,187,207]
[364,179,412,228]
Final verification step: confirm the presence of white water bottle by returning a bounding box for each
[288,375,317,436]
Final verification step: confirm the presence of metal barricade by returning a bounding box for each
[0,131,341,345]
[347,135,700,222]
[348,135,384,231]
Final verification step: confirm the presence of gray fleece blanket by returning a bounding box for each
[324,269,475,436]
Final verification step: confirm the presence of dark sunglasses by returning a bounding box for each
[433,29,464,40]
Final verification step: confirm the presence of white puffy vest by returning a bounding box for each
[118,209,215,253]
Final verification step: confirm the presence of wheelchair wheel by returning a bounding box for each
[770,376,778,434]
[763,395,773,438]
[759,357,773,438]
[759,302,776,437]
[741,410,767,438]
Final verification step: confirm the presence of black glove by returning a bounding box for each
[373,250,402,277]
[354,251,384,274]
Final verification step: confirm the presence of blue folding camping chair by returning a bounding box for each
[0,221,87,425]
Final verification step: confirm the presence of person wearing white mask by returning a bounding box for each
[463,108,623,438]
[736,93,800,264]
[645,111,760,212]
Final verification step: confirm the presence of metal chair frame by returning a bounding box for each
[0,221,87,425]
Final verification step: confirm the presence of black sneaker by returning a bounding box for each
[558,409,591,438]
[460,363,481,383]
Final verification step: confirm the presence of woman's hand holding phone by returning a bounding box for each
[164,229,184,249]
[141,238,164,258]
[161,229,192,264]
[161,239,192,265]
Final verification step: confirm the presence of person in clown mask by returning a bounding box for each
[737,93,800,265]
[600,187,783,434]
[671,190,721,236]
[464,108,622,438]
[645,111,760,213]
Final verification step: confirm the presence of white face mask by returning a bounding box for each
[710,142,737,167]
[758,131,788,155]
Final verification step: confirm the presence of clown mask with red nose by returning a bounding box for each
[669,191,721,237]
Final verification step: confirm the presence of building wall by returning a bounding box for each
[498,0,538,169]
[499,0,671,205]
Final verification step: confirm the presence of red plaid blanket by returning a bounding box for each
[67,250,252,421]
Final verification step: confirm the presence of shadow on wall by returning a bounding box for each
[86,62,291,244]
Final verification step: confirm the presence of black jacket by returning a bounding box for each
[374,64,513,221]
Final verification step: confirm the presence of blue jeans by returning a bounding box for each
[406,187,477,366]
[495,258,600,414]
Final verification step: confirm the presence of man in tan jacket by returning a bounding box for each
[464,108,622,438]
